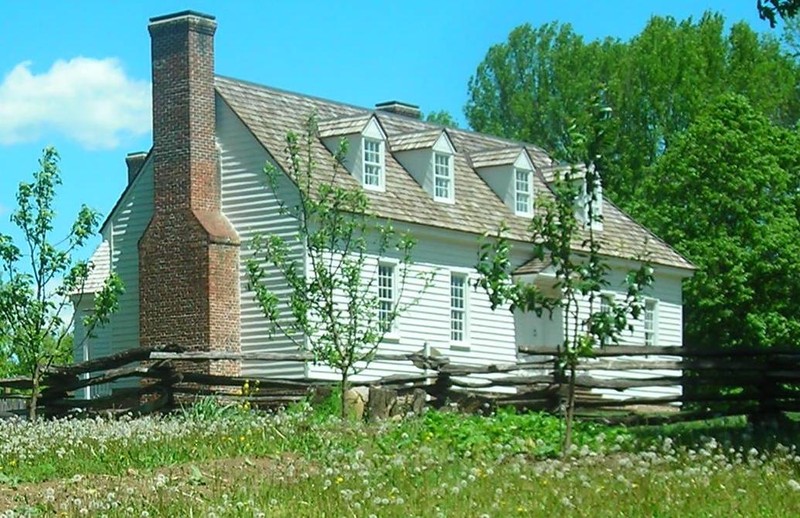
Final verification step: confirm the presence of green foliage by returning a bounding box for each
[475,98,653,453]
[383,408,630,458]
[466,13,800,209]
[759,0,800,26]
[0,147,123,419]
[635,94,800,351]
[246,115,430,417]
[424,110,459,128]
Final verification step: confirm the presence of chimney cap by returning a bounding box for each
[149,10,216,24]
[126,150,148,159]
[375,100,421,119]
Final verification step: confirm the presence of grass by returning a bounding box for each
[1,401,799,516]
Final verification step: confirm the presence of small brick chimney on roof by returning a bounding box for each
[138,10,241,375]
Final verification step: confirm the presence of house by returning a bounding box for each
[72,11,694,397]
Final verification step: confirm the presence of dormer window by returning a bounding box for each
[390,129,456,203]
[514,168,533,215]
[433,152,453,201]
[471,147,535,216]
[363,139,384,189]
[318,114,387,192]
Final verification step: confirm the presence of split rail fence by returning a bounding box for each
[1,344,799,425]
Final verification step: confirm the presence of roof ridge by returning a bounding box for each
[214,74,552,154]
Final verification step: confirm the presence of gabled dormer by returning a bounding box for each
[541,163,603,231]
[471,147,535,216]
[318,114,387,191]
[390,129,456,203]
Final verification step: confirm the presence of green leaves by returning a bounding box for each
[637,94,800,351]
[0,147,121,418]
[466,14,800,210]
[246,115,429,413]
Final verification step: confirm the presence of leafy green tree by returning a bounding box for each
[782,14,800,57]
[424,110,460,128]
[476,100,653,453]
[759,0,800,27]
[246,116,430,418]
[634,94,800,351]
[0,147,123,419]
[466,14,800,208]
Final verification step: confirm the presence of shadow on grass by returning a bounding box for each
[627,412,800,451]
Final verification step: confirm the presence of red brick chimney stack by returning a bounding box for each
[139,11,240,375]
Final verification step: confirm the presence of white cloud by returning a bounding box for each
[0,57,151,149]
[0,203,8,216]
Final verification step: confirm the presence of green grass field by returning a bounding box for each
[1,402,799,517]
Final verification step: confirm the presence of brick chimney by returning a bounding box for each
[139,11,240,375]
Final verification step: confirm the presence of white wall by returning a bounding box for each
[108,160,153,366]
[306,226,523,384]
[217,96,306,379]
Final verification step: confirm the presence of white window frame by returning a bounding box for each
[433,152,454,202]
[362,138,384,190]
[377,260,398,337]
[514,168,533,215]
[450,272,468,345]
[644,298,658,346]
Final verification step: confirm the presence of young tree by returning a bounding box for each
[246,115,429,417]
[0,147,123,419]
[476,102,653,453]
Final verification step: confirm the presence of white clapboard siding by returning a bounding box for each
[217,96,306,379]
[106,159,154,389]
[307,230,521,386]
[578,268,684,400]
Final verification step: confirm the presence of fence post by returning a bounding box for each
[430,371,452,409]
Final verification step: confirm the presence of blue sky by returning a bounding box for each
[0,1,774,261]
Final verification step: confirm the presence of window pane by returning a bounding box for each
[515,169,531,213]
[450,274,466,341]
[378,264,394,332]
[644,300,656,346]
[433,153,452,200]
[363,140,383,187]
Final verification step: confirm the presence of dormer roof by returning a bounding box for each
[390,129,445,152]
[470,147,534,170]
[317,114,375,138]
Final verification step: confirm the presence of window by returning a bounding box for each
[378,263,395,332]
[363,139,383,188]
[450,273,467,342]
[600,293,613,314]
[644,299,657,346]
[515,169,532,214]
[434,153,453,200]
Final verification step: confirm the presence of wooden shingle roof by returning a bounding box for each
[215,76,693,271]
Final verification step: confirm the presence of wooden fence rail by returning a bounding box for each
[1,344,799,424]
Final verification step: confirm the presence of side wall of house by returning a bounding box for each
[216,96,306,378]
[307,227,524,384]
[109,162,154,364]
[575,266,685,400]
[71,165,153,394]
[71,296,113,398]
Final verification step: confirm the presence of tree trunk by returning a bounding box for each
[563,364,577,457]
[29,364,40,421]
[340,372,349,419]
